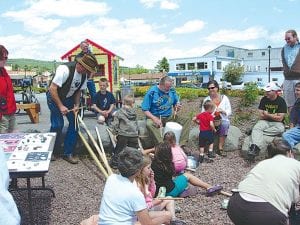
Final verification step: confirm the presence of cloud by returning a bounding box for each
[203,26,267,43]
[2,0,110,34]
[140,0,179,10]
[171,20,205,34]
[272,7,282,13]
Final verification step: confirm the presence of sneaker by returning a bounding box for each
[63,155,79,164]
[170,219,187,225]
[206,184,223,196]
[247,144,260,162]
[217,149,227,157]
[199,155,204,163]
[208,151,215,159]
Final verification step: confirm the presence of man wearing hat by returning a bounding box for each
[247,82,287,162]
[47,54,98,164]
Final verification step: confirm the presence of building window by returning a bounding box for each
[187,63,195,70]
[217,61,222,70]
[215,50,219,55]
[227,49,234,57]
[176,64,186,70]
[248,52,253,57]
[197,62,208,69]
[261,52,266,56]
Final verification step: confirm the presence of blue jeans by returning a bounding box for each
[46,92,78,156]
[282,126,300,150]
[87,79,96,102]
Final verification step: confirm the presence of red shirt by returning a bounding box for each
[0,68,16,115]
[196,111,214,131]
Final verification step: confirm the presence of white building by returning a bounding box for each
[168,45,284,85]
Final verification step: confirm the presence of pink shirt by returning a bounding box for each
[171,145,188,174]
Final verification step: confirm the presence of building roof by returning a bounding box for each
[122,73,164,80]
[60,38,123,60]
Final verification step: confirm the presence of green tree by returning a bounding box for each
[223,62,244,83]
[155,57,169,72]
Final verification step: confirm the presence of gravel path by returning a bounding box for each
[12,96,260,225]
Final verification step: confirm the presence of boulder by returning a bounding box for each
[241,135,275,160]
[189,125,242,151]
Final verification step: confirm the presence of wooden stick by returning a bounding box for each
[78,131,109,178]
[220,190,232,197]
[77,116,113,175]
[106,128,116,148]
[154,197,184,200]
[95,126,112,174]
[67,106,85,112]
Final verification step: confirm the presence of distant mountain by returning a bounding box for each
[6,58,62,72]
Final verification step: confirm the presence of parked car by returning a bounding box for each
[219,81,232,90]
[231,81,245,90]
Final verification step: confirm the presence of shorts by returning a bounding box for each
[217,120,230,136]
[198,131,214,147]
[166,174,188,197]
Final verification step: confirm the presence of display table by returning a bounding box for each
[2,132,56,224]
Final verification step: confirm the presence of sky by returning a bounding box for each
[0,0,299,69]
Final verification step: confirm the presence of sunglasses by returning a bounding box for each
[285,37,291,41]
[208,86,216,90]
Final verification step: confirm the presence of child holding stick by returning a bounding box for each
[135,155,186,225]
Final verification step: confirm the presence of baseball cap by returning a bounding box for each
[264,82,281,92]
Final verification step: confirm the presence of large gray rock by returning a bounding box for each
[241,135,275,160]
[189,125,242,151]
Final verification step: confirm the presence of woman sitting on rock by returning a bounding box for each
[201,80,232,156]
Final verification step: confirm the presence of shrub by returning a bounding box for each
[240,83,259,106]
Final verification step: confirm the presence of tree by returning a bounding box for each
[223,62,244,83]
[155,57,169,73]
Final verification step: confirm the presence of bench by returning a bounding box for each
[16,103,40,123]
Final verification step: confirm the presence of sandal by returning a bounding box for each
[218,149,227,157]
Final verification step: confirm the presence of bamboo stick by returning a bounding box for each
[78,131,108,178]
[77,116,113,175]
[154,197,184,200]
[95,126,113,174]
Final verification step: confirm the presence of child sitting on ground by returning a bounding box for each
[192,100,217,163]
[151,142,222,197]
[163,131,187,174]
[110,95,139,168]
[134,155,186,225]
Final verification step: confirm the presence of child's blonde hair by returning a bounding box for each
[135,155,152,196]
[203,100,214,111]
[123,95,135,106]
[163,131,176,146]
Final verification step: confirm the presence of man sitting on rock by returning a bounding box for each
[141,76,190,146]
[283,82,300,157]
[247,82,287,162]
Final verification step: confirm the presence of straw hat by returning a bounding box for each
[76,54,98,73]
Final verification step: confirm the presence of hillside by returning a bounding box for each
[6,58,62,72]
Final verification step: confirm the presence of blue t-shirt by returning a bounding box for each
[93,91,116,110]
[141,85,179,117]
